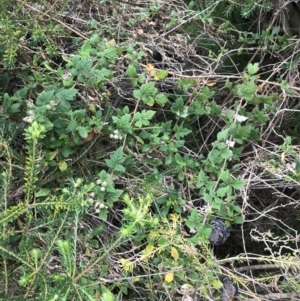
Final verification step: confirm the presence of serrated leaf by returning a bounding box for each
[219,170,230,183]
[56,88,78,101]
[247,62,259,75]
[165,272,174,283]
[237,81,256,101]
[155,93,168,106]
[217,186,230,197]
[173,125,192,139]
[203,193,212,203]
[217,129,229,141]
[220,148,233,159]
[171,247,179,261]
[133,110,156,128]
[231,179,245,190]
[156,70,168,80]
[112,114,132,133]
[126,65,137,78]
[140,83,157,95]
[36,90,55,106]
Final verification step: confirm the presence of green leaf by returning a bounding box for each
[156,70,168,80]
[105,147,126,172]
[171,97,184,114]
[219,170,230,183]
[133,90,142,99]
[14,87,28,98]
[104,48,117,61]
[173,125,192,139]
[77,126,88,138]
[126,65,137,78]
[203,193,212,203]
[220,148,233,159]
[186,208,203,230]
[59,160,68,171]
[36,90,55,106]
[114,164,126,173]
[112,114,132,133]
[9,103,21,113]
[133,110,156,128]
[35,188,51,197]
[208,149,223,164]
[106,189,123,205]
[61,145,72,158]
[217,129,229,141]
[231,179,245,190]
[56,88,78,101]
[67,120,78,132]
[80,41,92,57]
[211,279,223,289]
[216,186,230,197]
[155,93,168,106]
[139,83,157,96]
[233,216,244,224]
[250,107,269,124]
[247,62,259,75]
[237,82,256,101]
[230,124,252,142]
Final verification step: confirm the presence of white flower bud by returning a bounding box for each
[100,186,106,192]
[101,181,107,187]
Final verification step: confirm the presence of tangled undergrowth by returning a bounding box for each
[1,0,300,300]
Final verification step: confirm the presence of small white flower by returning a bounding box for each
[96,179,102,185]
[99,203,105,209]
[113,129,119,134]
[95,208,100,213]
[101,181,107,187]
[46,104,52,110]
[234,113,248,122]
[113,135,119,139]
[109,134,114,138]
[23,116,34,123]
[100,186,106,192]
[226,140,235,147]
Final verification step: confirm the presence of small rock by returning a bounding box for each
[209,218,230,246]
[221,277,238,301]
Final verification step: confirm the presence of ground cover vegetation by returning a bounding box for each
[1,0,300,300]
